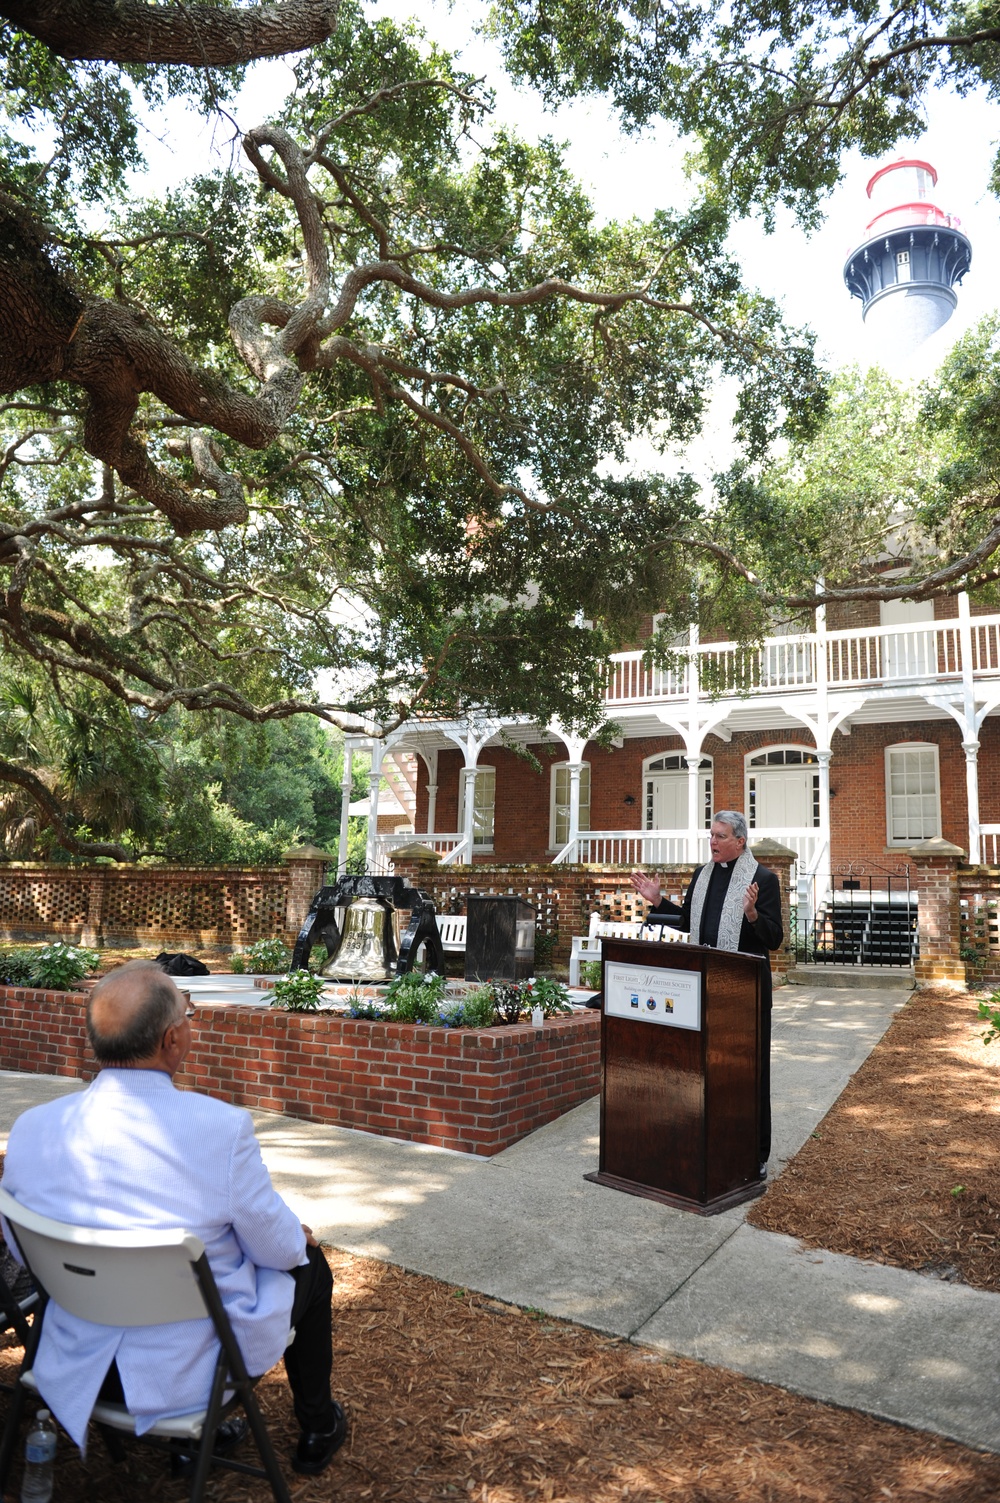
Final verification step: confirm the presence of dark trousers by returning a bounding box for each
[285,1243,337,1432]
[100,1244,336,1434]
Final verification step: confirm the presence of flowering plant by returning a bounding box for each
[269,970,325,1011]
[32,943,100,991]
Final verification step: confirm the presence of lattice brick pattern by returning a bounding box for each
[960,891,1000,976]
[0,872,92,930]
[0,864,289,943]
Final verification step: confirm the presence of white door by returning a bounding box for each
[648,773,711,829]
[880,599,935,680]
[753,768,814,828]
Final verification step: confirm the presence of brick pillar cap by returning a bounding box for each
[904,837,966,858]
[749,838,798,860]
[282,844,333,862]
[390,842,442,863]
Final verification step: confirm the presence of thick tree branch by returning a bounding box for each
[0,0,341,66]
[0,757,129,860]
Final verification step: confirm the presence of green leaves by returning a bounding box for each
[487,0,978,225]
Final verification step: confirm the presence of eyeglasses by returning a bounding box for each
[181,1004,197,1021]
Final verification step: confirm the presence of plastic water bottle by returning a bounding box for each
[21,1408,56,1503]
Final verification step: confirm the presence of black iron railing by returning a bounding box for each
[793,867,917,967]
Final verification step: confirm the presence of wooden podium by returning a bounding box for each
[584,937,766,1215]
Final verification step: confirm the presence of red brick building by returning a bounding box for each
[337,591,1000,949]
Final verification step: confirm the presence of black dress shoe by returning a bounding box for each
[292,1401,348,1476]
[170,1414,249,1478]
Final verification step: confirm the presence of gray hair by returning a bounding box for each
[712,810,748,844]
[86,961,183,1065]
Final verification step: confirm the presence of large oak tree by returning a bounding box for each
[0,0,828,852]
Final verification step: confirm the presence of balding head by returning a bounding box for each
[87,960,185,1066]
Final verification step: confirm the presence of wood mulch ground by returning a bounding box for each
[4,985,1000,1501]
[748,985,1000,1292]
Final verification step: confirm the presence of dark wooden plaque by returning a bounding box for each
[465,896,535,982]
[584,938,766,1214]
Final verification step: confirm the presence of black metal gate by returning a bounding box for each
[794,865,917,966]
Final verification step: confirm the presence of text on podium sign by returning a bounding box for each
[605,962,702,1031]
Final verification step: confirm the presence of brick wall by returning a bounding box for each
[959,868,1000,985]
[0,987,600,1156]
[0,857,326,949]
[912,851,966,986]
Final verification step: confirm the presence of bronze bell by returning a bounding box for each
[321,897,395,982]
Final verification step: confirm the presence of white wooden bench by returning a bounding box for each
[437,914,467,954]
[569,913,688,986]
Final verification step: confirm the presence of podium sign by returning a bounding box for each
[585,937,766,1215]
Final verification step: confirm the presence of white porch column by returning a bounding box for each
[365,737,384,871]
[421,748,439,836]
[567,761,584,856]
[685,754,703,863]
[964,738,981,864]
[684,622,703,864]
[958,592,981,862]
[816,747,832,853]
[461,766,479,860]
[337,740,355,876]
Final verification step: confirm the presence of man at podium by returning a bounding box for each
[630,810,783,1175]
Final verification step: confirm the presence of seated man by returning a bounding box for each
[1,960,346,1476]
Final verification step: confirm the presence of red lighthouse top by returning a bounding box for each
[863,158,959,237]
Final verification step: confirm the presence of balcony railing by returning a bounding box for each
[561,827,823,873]
[605,617,1000,705]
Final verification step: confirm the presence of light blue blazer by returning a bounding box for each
[1,1068,306,1448]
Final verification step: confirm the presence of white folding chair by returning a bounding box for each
[0,1186,291,1503]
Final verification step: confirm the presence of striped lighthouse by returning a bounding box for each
[843,159,971,359]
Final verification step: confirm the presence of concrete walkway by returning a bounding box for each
[4,983,1000,1454]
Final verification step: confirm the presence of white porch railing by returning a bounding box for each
[980,826,1000,865]
[605,616,994,705]
[568,831,704,866]
[554,826,822,872]
[375,832,466,867]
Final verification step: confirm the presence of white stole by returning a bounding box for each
[687,848,759,951]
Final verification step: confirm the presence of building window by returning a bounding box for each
[746,747,819,829]
[458,765,496,850]
[644,754,712,831]
[550,763,591,849]
[896,248,911,283]
[886,744,940,844]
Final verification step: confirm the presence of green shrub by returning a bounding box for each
[578,960,602,990]
[31,943,100,991]
[269,970,325,1011]
[533,931,557,970]
[0,948,39,987]
[235,937,291,974]
[528,976,572,1017]
[229,952,246,974]
[383,971,447,1024]
[457,986,498,1028]
[493,981,528,1025]
[978,994,1000,1045]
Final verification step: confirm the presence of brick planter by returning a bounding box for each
[0,987,600,1156]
